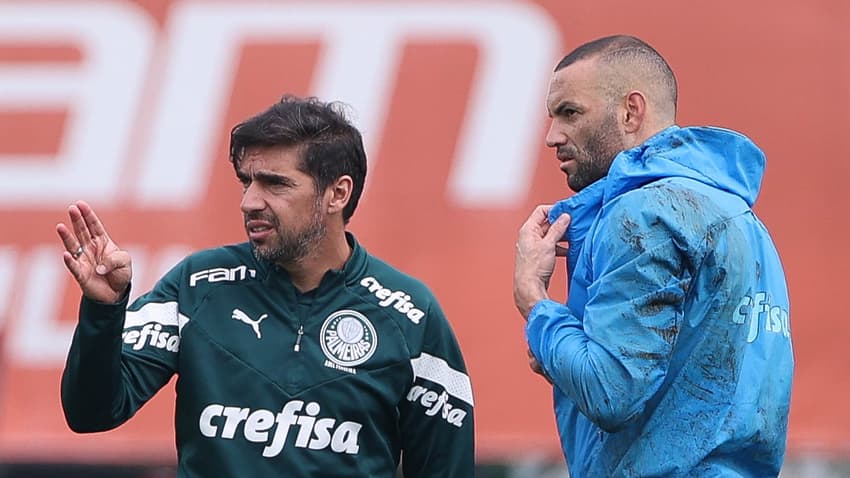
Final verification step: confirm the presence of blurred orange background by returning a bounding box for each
[0,0,847,464]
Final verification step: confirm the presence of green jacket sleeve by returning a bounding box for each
[398,302,475,477]
[61,264,184,432]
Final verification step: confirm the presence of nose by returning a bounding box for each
[240,182,265,214]
[545,119,567,149]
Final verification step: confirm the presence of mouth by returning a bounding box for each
[245,220,275,241]
[557,156,574,174]
[556,146,575,164]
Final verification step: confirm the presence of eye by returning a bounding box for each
[551,101,582,120]
[265,179,294,193]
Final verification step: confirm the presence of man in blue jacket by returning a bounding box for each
[514,35,793,477]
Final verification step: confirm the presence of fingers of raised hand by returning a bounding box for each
[542,214,569,247]
[529,204,555,228]
[56,223,84,259]
[547,213,570,237]
[518,205,555,245]
[533,203,552,218]
[97,250,132,276]
[57,226,85,280]
[61,249,86,282]
[76,200,110,241]
[67,204,93,248]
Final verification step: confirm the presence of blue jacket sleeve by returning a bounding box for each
[526,194,690,432]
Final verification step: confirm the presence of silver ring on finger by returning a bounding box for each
[72,245,84,259]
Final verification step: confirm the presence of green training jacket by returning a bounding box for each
[62,233,475,477]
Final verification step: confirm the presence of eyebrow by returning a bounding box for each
[237,170,297,187]
[549,100,581,117]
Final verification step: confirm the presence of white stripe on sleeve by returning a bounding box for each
[411,352,474,406]
[124,301,191,335]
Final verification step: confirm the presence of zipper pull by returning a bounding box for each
[294,325,304,352]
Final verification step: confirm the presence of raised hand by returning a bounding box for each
[56,201,132,304]
[513,204,571,319]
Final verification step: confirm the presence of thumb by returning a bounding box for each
[96,250,132,277]
[546,213,571,243]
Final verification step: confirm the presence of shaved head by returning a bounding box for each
[544,35,679,191]
[555,35,678,122]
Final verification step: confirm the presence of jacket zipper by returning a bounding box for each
[294,325,304,352]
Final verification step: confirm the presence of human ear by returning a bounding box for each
[623,90,647,134]
[326,175,353,215]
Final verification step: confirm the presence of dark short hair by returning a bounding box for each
[229,95,368,224]
[556,35,678,113]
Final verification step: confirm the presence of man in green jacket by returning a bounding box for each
[57,95,474,477]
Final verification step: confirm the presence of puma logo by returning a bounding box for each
[231,308,268,339]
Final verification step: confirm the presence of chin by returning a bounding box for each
[250,243,272,260]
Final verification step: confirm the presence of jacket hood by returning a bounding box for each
[548,125,766,235]
[604,125,766,207]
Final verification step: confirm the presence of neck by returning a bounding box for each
[627,119,675,149]
[281,226,351,293]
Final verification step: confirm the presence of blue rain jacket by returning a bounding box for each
[526,126,793,477]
